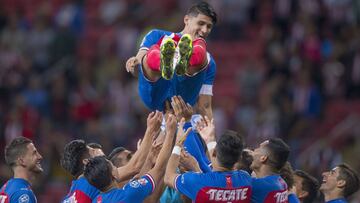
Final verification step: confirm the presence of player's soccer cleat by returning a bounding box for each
[160,37,176,80]
[175,34,193,76]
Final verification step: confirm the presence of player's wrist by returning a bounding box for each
[172,146,181,155]
[207,141,216,151]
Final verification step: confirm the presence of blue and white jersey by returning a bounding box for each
[93,174,155,203]
[62,176,100,203]
[288,193,300,203]
[175,170,252,203]
[326,198,348,203]
[138,29,216,111]
[251,175,288,203]
[0,178,37,203]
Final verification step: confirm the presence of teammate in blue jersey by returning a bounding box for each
[165,129,253,203]
[0,137,43,203]
[320,164,359,203]
[61,140,101,203]
[126,1,217,118]
[293,170,319,203]
[250,138,291,203]
[84,114,180,203]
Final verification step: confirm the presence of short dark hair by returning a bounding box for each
[216,130,244,169]
[84,156,112,191]
[61,139,89,177]
[108,147,126,161]
[87,143,102,149]
[294,170,319,203]
[187,1,217,24]
[337,164,360,198]
[279,162,294,188]
[5,137,33,167]
[265,138,290,171]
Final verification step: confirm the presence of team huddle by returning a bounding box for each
[1,1,360,203]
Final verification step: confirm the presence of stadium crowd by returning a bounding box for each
[0,0,360,202]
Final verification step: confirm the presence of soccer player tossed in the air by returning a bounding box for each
[126,1,217,118]
[0,137,43,203]
[250,138,291,203]
[320,163,359,203]
[165,129,253,203]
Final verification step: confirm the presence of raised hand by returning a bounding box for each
[125,56,140,74]
[165,113,177,135]
[171,96,193,122]
[196,116,215,143]
[146,111,163,133]
[148,141,163,166]
[180,150,201,172]
[175,118,192,146]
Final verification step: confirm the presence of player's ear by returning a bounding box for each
[337,179,346,189]
[17,156,26,167]
[83,158,89,165]
[184,15,190,26]
[260,154,268,163]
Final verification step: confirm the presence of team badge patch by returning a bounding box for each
[18,194,29,203]
[130,180,140,188]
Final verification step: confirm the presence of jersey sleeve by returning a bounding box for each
[11,190,37,203]
[139,29,164,51]
[199,54,216,95]
[288,193,300,203]
[123,174,155,201]
[174,172,202,200]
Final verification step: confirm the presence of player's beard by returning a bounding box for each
[29,161,44,174]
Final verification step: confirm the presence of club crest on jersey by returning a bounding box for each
[63,192,77,203]
[18,194,29,203]
[130,180,140,188]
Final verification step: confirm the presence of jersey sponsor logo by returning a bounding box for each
[18,194,29,203]
[196,186,251,203]
[0,195,8,203]
[264,190,288,203]
[274,191,288,203]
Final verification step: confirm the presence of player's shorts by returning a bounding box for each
[138,63,208,111]
[138,64,172,111]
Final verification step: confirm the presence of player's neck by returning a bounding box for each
[255,165,278,178]
[323,190,344,202]
[102,181,117,193]
[213,164,232,172]
[13,167,34,185]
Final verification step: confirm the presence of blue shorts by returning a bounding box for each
[138,65,207,111]
[138,65,173,111]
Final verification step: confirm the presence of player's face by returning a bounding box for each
[184,13,213,39]
[320,167,341,192]
[88,146,105,158]
[115,150,133,167]
[294,174,308,199]
[22,143,43,173]
[250,141,269,171]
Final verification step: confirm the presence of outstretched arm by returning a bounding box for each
[115,111,162,182]
[164,119,191,188]
[196,94,212,119]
